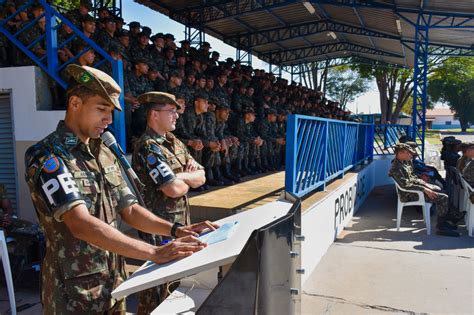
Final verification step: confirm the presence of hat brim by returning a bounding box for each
[67,64,122,111]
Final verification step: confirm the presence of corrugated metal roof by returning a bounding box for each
[134,0,474,67]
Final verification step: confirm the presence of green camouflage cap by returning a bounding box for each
[393,143,417,154]
[66,64,122,111]
[137,92,182,110]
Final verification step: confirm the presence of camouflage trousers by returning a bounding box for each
[189,147,203,165]
[261,140,283,168]
[401,184,451,224]
[202,147,221,169]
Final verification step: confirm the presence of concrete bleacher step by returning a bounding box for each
[189,171,285,222]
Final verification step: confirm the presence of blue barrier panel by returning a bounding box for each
[285,115,374,198]
[373,124,412,155]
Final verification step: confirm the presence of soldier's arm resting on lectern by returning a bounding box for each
[62,204,207,264]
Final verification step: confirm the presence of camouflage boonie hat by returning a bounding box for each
[137,92,181,110]
[393,143,416,154]
[66,64,122,111]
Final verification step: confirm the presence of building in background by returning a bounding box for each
[426,108,464,130]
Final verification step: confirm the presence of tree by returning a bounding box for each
[428,57,474,132]
[324,65,370,109]
[355,64,414,124]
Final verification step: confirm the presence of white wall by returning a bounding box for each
[0,66,65,141]
[0,66,65,221]
[433,115,460,126]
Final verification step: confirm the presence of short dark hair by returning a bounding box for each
[66,85,97,110]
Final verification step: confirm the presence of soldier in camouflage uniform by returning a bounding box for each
[181,92,208,165]
[230,107,264,176]
[258,108,285,171]
[389,143,460,237]
[126,58,149,139]
[24,65,214,314]
[462,143,474,204]
[132,92,209,314]
[215,102,241,183]
[457,142,471,172]
[129,32,152,64]
[66,0,92,27]
[202,97,231,186]
[95,16,120,53]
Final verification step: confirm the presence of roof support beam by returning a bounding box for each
[225,20,400,48]
[172,0,474,26]
[262,42,404,65]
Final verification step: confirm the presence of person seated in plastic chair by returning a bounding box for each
[389,143,460,237]
[462,142,474,204]
[457,142,472,173]
[398,136,446,187]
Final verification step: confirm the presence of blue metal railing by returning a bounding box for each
[285,115,374,198]
[373,124,412,155]
[0,0,126,150]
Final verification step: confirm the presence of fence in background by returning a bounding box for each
[285,115,374,198]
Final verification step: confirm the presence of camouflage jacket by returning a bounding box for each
[258,118,278,143]
[457,156,469,173]
[462,158,474,203]
[203,111,218,142]
[232,117,256,143]
[129,44,152,64]
[126,70,149,97]
[389,159,428,202]
[182,107,207,142]
[132,128,203,225]
[24,121,137,313]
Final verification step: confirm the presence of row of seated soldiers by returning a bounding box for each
[0,1,353,121]
[391,136,474,237]
[441,136,474,203]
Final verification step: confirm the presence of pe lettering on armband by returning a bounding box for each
[148,158,175,186]
[39,156,82,208]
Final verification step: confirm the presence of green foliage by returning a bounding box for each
[325,66,370,109]
[428,57,474,131]
[51,0,80,10]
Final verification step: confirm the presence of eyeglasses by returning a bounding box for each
[153,109,179,116]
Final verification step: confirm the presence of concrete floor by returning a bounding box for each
[302,185,474,315]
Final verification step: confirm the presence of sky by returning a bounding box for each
[121,1,444,115]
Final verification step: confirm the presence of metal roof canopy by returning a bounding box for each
[134,0,474,68]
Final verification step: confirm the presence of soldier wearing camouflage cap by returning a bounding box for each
[457,142,474,172]
[389,142,460,237]
[132,92,210,313]
[24,65,215,314]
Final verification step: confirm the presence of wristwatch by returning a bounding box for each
[171,222,184,238]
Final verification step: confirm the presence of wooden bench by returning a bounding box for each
[190,171,285,222]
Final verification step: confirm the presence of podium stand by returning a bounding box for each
[112,192,302,314]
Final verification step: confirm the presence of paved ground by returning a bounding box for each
[302,185,474,315]
[440,132,474,143]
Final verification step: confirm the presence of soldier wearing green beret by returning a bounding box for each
[24,65,216,314]
[389,143,460,237]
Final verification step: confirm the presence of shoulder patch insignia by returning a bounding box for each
[147,153,157,165]
[43,157,60,173]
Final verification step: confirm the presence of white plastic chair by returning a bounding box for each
[0,230,16,315]
[459,176,474,237]
[392,179,432,235]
